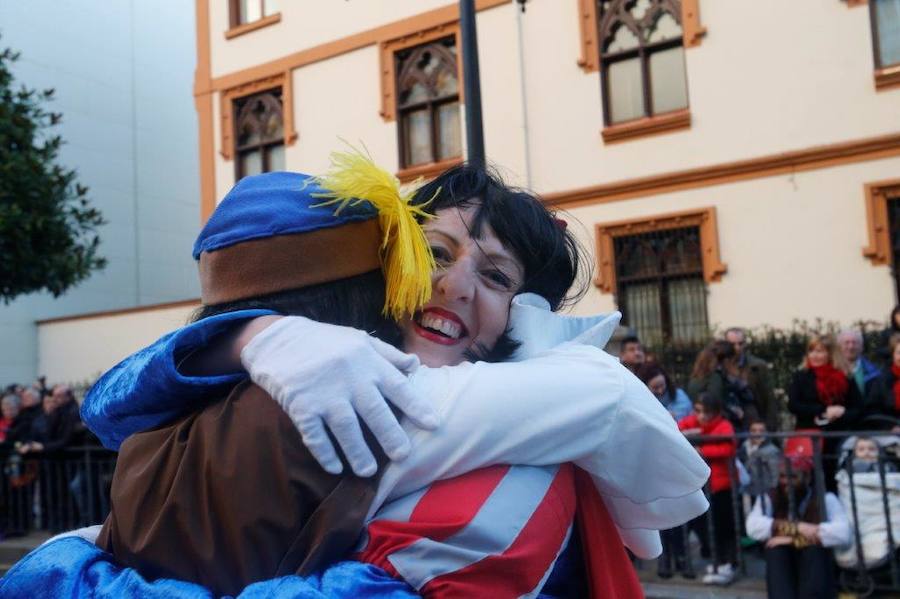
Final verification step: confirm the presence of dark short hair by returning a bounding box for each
[412,164,588,312]
[621,335,642,348]
[695,392,723,416]
[192,270,401,347]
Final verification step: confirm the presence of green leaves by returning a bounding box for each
[0,42,105,302]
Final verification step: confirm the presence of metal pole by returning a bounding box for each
[459,0,485,167]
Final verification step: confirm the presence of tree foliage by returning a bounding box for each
[0,45,105,303]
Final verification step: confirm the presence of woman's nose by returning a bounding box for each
[434,260,475,303]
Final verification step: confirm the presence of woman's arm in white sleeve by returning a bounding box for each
[819,493,852,548]
[746,496,773,542]
[376,345,710,525]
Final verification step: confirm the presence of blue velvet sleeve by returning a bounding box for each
[81,309,276,451]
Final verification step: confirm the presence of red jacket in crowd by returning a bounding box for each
[677,414,736,493]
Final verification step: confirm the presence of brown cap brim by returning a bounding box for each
[199,219,382,305]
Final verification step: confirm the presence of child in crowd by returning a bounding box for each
[679,393,738,585]
[849,436,897,474]
[738,420,782,498]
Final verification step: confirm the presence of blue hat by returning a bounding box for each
[196,171,383,305]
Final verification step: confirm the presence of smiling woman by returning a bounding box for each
[405,165,589,366]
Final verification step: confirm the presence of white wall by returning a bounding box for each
[37,303,200,386]
[562,155,900,330]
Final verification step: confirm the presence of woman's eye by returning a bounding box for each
[484,269,513,289]
[431,246,452,264]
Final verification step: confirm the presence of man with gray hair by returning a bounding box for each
[724,327,780,431]
[838,328,880,400]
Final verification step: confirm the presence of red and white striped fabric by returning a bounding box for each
[357,463,577,598]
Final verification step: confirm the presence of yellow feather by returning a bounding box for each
[312,146,435,321]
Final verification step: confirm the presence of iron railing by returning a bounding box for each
[645,428,900,597]
[1,445,116,535]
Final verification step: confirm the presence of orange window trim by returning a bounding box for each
[379,23,463,123]
[396,157,463,184]
[225,12,281,39]
[218,72,297,160]
[594,207,727,294]
[863,179,900,266]
[875,65,900,91]
[577,0,705,73]
[601,108,691,144]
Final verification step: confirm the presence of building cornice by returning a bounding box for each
[544,131,900,209]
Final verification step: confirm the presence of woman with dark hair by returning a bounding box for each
[688,340,757,430]
[4,161,709,597]
[746,456,850,599]
[635,362,693,421]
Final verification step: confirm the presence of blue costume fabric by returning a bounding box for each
[190,171,376,261]
[0,538,416,599]
[81,308,273,450]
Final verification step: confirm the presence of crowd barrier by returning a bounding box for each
[1,445,117,535]
[653,428,900,597]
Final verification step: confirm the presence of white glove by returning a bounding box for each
[241,316,439,477]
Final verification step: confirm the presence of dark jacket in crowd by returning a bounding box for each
[6,404,42,445]
[848,356,881,401]
[26,403,80,453]
[736,352,779,432]
[787,369,862,430]
[866,366,900,423]
[688,369,758,430]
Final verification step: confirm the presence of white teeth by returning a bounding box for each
[418,313,462,339]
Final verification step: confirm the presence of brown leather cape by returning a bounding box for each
[96,381,383,596]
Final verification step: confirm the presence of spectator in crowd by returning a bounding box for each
[738,420,782,498]
[679,393,738,585]
[0,394,20,443]
[8,388,42,445]
[619,334,646,373]
[746,455,851,599]
[726,327,780,432]
[838,328,880,402]
[788,334,861,489]
[689,340,758,430]
[635,362,693,421]
[18,388,79,455]
[865,333,900,426]
[848,436,896,473]
[878,306,900,365]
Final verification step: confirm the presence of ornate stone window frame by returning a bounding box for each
[594,207,726,294]
[379,23,465,182]
[863,179,900,265]
[577,0,705,72]
[219,72,297,161]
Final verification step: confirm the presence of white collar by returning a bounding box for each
[507,293,621,361]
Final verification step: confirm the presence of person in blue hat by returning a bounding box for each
[1,153,711,598]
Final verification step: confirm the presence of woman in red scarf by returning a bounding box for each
[788,334,862,489]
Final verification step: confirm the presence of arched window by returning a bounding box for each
[598,0,689,125]
[395,37,462,168]
[233,89,285,179]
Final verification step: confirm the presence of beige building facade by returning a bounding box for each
[39,0,900,382]
[192,0,900,345]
